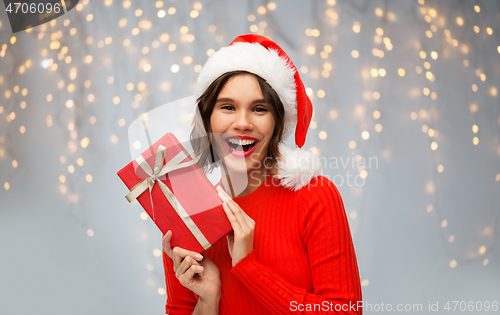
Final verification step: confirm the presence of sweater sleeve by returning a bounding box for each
[230,176,363,314]
[162,251,198,314]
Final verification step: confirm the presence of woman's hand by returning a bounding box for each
[162,230,221,303]
[217,186,256,267]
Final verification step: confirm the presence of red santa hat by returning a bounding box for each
[194,34,322,191]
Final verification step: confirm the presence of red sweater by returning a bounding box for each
[163,174,363,314]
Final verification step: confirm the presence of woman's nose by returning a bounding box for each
[232,111,253,131]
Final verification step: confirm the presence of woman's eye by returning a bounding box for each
[221,105,234,110]
[254,107,267,112]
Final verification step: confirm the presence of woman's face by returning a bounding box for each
[210,73,276,174]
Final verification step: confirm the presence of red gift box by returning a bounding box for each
[117,132,232,253]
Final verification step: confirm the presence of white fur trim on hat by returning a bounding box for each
[274,143,322,191]
[194,42,297,141]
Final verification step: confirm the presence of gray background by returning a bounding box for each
[0,0,499,314]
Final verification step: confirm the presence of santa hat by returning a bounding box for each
[194,34,322,191]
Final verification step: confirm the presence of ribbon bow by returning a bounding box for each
[125,145,211,250]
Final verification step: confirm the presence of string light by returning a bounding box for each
[329,109,338,120]
[80,137,90,148]
[77,158,84,166]
[353,22,361,33]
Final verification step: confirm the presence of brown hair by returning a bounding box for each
[190,70,285,173]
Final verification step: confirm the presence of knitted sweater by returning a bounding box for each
[163,174,363,314]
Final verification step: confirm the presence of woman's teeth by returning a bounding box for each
[228,138,256,145]
[227,138,257,153]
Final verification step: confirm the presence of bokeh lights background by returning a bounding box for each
[1,0,499,314]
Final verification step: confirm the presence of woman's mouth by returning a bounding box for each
[225,137,259,158]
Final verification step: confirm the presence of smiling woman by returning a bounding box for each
[190,70,285,180]
[161,34,363,315]
[212,74,277,194]
[195,72,282,192]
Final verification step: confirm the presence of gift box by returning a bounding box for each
[117,132,232,253]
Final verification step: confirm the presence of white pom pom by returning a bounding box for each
[274,142,322,191]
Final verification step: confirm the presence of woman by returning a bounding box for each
[162,34,363,314]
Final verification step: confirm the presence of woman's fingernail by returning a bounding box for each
[166,230,171,237]
[218,191,228,202]
[217,186,230,198]
[196,254,203,260]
